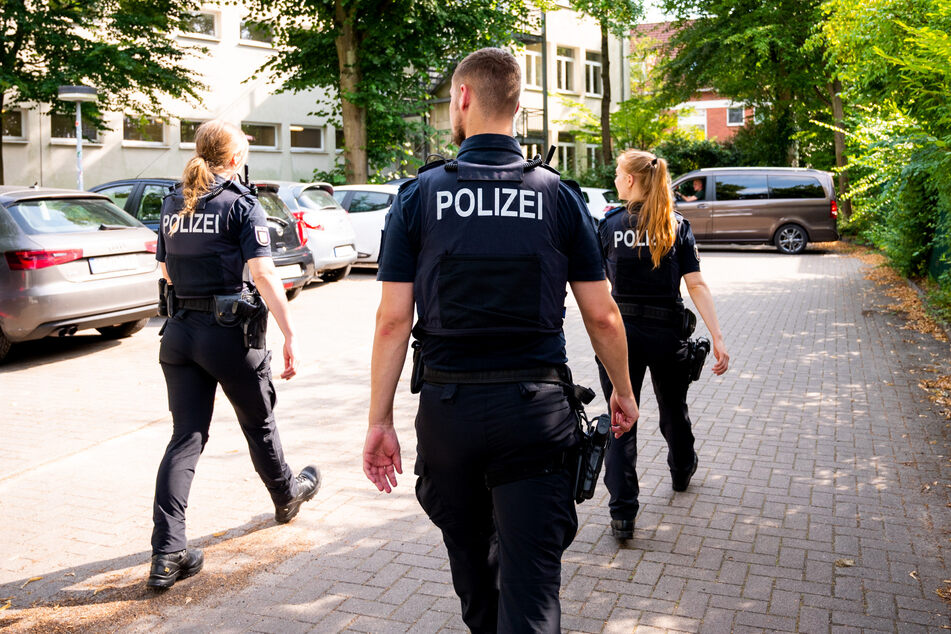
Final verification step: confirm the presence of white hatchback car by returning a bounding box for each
[580,187,621,220]
[273,181,358,282]
[331,184,400,266]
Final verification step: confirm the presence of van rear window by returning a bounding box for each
[6,198,140,234]
[715,175,768,201]
[768,175,825,199]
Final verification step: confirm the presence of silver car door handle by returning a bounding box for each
[697,204,707,208]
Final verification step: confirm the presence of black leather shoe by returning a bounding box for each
[147,548,203,590]
[671,455,699,492]
[275,464,321,524]
[610,519,634,539]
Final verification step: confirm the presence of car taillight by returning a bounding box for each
[291,212,309,247]
[145,240,157,254]
[603,204,614,214]
[830,200,838,219]
[5,249,84,270]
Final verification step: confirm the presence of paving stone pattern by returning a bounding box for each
[0,247,949,632]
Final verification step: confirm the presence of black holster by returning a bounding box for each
[573,413,611,503]
[212,289,268,349]
[410,340,424,394]
[158,279,175,318]
[686,336,711,383]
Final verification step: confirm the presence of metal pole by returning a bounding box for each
[541,12,549,153]
[74,101,83,190]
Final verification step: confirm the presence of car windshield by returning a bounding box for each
[257,191,293,222]
[603,190,619,203]
[6,198,140,234]
[299,188,343,211]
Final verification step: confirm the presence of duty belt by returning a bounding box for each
[615,302,681,322]
[176,297,215,312]
[421,365,568,385]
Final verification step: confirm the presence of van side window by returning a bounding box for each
[714,175,768,201]
[768,175,825,199]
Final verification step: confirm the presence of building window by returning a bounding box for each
[2,109,24,138]
[524,44,543,89]
[50,113,98,142]
[727,106,745,126]
[557,132,575,171]
[242,122,278,149]
[123,115,165,144]
[556,47,574,92]
[290,125,323,150]
[335,127,344,152]
[179,119,204,144]
[240,19,273,44]
[585,145,603,167]
[585,52,602,96]
[183,11,218,38]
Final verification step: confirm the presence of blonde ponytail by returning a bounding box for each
[617,149,677,269]
[176,120,248,231]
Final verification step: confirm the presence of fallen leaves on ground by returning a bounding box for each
[919,375,951,420]
[835,558,856,567]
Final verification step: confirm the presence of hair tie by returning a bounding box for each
[650,157,658,168]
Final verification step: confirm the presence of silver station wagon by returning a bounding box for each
[672,167,840,254]
[0,187,159,362]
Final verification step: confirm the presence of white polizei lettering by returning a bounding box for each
[500,188,518,217]
[215,214,220,233]
[168,215,180,235]
[203,214,215,232]
[436,191,452,220]
[477,188,493,216]
[162,215,171,233]
[455,188,475,217]
[614,231,624,248]
[494,188,500,216]
[615,229,651,248]
[519,189,535,218]
[537,191,543,220]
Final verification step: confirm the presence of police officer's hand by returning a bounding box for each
[363,424,403,493]
[711,337,730,375]
[610,391,639,438]
[281,337,299,380]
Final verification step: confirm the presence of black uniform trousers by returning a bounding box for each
[596,317,695,521]
[414,380,579,633]
[152,310,297,554]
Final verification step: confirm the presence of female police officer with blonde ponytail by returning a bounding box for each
[147,119,319,589]
[597,149,730,539]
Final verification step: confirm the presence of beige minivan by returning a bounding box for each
[672,167,839,254]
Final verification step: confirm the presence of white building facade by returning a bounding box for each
[1,4,338,189]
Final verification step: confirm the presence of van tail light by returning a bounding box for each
[830,200,838,219]
[290,212,309,247]
[144,240,157,254]
[5,249,84,270]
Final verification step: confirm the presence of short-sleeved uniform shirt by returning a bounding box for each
[156,176,271,298]
[378,133,605,371]
[598,204,701,310]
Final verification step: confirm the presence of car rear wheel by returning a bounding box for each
[286,287,302,301]
[0,329,12,363]
[97,318,148,339]
[320,265,351,283]
[775,224,808,254]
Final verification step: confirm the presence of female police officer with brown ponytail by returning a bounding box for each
[147,119,319,589]
[597,149,730,539]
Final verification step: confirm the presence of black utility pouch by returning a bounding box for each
[682,308,698,338]
[574,413,611,503]
[686,336,711,383]
[212,294,243,327]
[410,340,424,394]
[158,279,177,317]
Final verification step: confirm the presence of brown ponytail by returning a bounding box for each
[179,119,248,219]
[617,149,677,269]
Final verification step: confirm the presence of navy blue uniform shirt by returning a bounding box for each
[598,204,701,310]
[378,133,604,371]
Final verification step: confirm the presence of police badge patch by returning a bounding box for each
[255,226,270,246]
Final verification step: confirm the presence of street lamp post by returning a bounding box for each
[57,86,97,190]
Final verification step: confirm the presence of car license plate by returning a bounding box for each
[334,245,355,258]
[275,264,302,280]
[88,254,137,274]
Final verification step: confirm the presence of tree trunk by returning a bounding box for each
[599,23,612,164]
[828,79,851,218]
[334,1,367,184]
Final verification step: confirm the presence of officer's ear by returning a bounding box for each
[458,83,472,112]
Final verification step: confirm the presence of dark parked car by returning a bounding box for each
[91,178,315,299]
[672,167,839,254]
[0,186,160,362]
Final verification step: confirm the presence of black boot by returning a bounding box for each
[275,464,321,524]
[610,519,634,540]
[147,548,204,590]
[671,455,699,492]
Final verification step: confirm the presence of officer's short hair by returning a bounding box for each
[453,48,521,118]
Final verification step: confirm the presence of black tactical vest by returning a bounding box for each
[160,181,256,298]
[413,159,568,337]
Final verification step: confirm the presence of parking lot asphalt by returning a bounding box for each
[1,247,949,633]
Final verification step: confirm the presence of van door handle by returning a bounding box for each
[697,204,707,209]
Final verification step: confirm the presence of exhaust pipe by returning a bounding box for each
[57,325,78,337]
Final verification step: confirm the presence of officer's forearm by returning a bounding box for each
[685,276,723,342]
[254,268,296,341]
[369,283,415,427]
[571,281,634,398]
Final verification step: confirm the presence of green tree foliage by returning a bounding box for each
[610,94,678,152]
[654,130,738,178]
[0,0,204,184]
[251,0,535,182]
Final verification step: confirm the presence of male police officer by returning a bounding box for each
[362,48,640,632]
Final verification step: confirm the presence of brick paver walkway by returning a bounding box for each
[1,247,948,632]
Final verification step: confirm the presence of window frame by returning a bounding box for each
[727,106,746,127]
[555,46,575,92]
[524,46,543,89]
[239,18,274,47]
[241,122,280,151]
[122,114,167,147]
[289,125,325,152]
[584,51,603,96]
[49,112,100,145]
[178,118,206,148]
[180,10,220,41]
[2,108,26,142]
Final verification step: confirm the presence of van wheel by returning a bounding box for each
[0,329,12,363]
[97,318,147,339]
[775,224,808,254]
[286,287,302,301]
[320,265,351,283]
